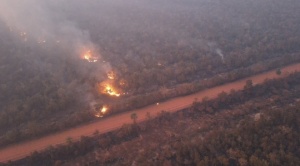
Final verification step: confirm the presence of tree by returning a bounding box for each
[130,113,138,124]
[244,79,253,89]
[218,91,228,103]
[66,137,73,144]
[276,68,282,75]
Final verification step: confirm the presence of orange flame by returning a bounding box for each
[98,82,121,97]
[95,106,108,118]
[105,85,121,97]
[82,50,98,62]
[107,71,116,80]
[101,106,108,113]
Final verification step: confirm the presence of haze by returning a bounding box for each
[0,0,300,165]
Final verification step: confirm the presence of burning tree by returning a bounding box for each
[82,50,98,63]
[97,81,121,97]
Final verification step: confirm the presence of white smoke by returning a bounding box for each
[207,42,225,63]
[216,48,225,63]
[0,0,97,56]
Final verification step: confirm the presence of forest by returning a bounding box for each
[1,0,300,147]
[5,68,300,166]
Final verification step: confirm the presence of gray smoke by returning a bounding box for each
[207,42,225,63]
[0,0,116,86]
[216,48,225,63]
[0,0,97,56]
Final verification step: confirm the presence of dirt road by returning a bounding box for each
[1,63,300,162]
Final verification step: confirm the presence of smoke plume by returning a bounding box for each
[216,48,225,63]
[0,0,97,57]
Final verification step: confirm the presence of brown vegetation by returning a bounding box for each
[6,72,300,166]
[1,0,300,146]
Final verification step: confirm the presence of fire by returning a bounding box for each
[20,32,26,37]
[101,106,108,114]
[82,50,98,63]
[119,79,127,86]
[105,85,121,97]
[95,106,108,118]
[37,39,46,44]
[98,82,121,97]
[107,71,116,80]
[19,32,28,42]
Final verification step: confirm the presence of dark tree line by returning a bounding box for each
[1,0,300,146]
[5,71,300,166]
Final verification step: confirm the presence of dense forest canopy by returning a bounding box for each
[0,0,300,145]
[8,70,300,166]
